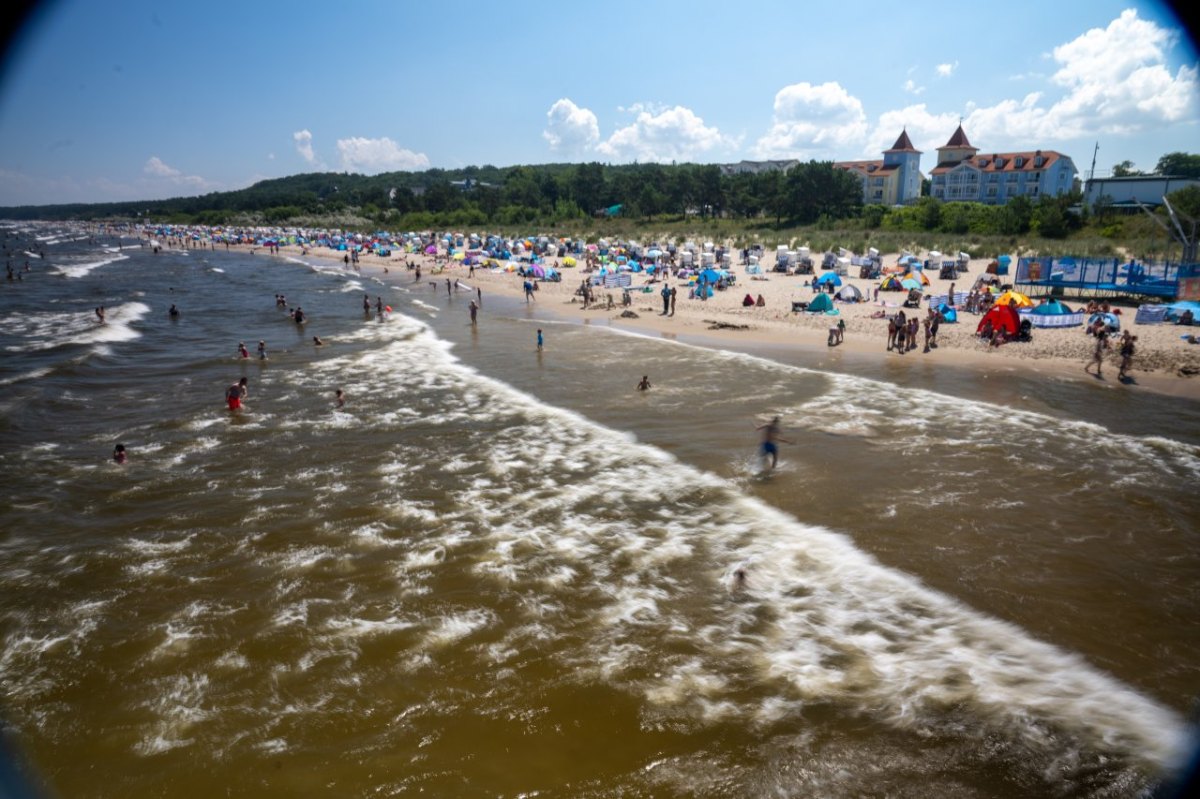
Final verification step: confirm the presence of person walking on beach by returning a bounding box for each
[887,315,898,351]
[1085,327,1110,377]
[524,279,535,303]
[536,329,544,351]
[755,416,792,471]
[1118,331,1136,380]
[226,377,248,411]
[661,283,671,315]
[469,300,478,325]
[637,375,652,391]
[669,286,677,316]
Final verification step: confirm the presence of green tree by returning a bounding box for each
[1155,152,1200,178]
[1112,160,1142,177]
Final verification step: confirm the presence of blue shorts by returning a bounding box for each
[761,441,777,455]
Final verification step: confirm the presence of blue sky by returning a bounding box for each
[0,0,1196,205]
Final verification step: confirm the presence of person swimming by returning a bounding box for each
[113,443,127,464]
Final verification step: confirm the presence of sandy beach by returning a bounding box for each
[285,242,1200,399]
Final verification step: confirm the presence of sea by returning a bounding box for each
[1,223,1198,798]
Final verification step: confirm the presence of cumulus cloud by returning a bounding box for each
[336,137,429,173]
[142,156,212,190]
[902,79,925,95]
[542,98,600,154]
[861,9,1198,158]
[936,61,959,77]
[1047,9,1198,129]
[293,129,316,164]
[595,105,734,162]
[753,81,868,158]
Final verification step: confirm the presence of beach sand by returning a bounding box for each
[286,243,1200,398]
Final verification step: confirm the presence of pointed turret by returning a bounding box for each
[885,128,921,153]
[944,124,973,149]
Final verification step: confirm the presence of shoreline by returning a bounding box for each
[280,245,1200,401]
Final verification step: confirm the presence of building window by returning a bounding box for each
[987,186,998,197]
[1014,157,1025,168]
[1007,174,1018,183]
[872,190,883,199]
[873,177,884,186]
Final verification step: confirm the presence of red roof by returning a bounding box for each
[930,150,1066,175]
[885,129,920,153]
[943,124,974,149]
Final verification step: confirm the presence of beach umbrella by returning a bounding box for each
[816,271,842,286]
[699,268,722,284]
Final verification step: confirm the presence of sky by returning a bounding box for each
[0,0,1196,206]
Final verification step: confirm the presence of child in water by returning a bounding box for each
[113,443,127,464]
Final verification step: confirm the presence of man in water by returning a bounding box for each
[226,377,248,411]
[537,329,544,351]
[113,443,127,464]
[755,416,792,470]
[257,340,267,360]
[637,375,651,391]
[469,300,478,325]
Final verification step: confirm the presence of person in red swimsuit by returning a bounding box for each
[226,377,248,411]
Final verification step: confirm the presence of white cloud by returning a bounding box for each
[335,136,429,173]
[142,156,213,190]
[936,61,958,77]
[144,156,179,177]
[293,129,316,163]
[542,98,600,155]
[902,79,925,95]
[862,9,1199,159]
[595,105,733,162]
[267,152,275,161]
[753,81,868,158]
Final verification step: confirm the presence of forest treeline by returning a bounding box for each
[2,157,1197,243]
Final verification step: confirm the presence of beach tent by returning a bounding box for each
[1165,300,1200,322]
[995,254,1012,275]
[1134,304,1168,325]
[992,290,1034,308]
[807,293,834,313]
[901,277,923,291]
[836,284,863,302]
[880,275,905,291]
[977,304,1020,337]
[935,303,958,323]
[1088,312,1120,332]
[902,270,930,286]
[815,271,842,287]
[699,268,722,284]
[1020,301,1085,328]
[562,256,577,267]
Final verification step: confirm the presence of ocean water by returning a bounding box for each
[1,224,1198,797]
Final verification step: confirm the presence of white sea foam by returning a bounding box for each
[51,252,128,278]
[0,301,150,353]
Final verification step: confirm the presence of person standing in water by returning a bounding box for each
[257,340,267,360]
[113,443,127,464]
[238,341,249,359]
[636,375,651,391]
[469,300,478,325]
[226,377,248,411]
[755,416,792,471]
[536,329,544,351]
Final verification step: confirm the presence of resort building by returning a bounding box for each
[833,130,923,206]
[929,125,1077,204]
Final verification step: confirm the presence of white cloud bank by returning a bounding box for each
[142,156,213,190]
[543,98,600,155]
[753,81,868,159]
[336,137,429,173]
[293,129,316,163]
[543,98,734,162]
[853,8,1197,160]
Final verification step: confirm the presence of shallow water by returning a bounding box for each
[0,225,1197,797]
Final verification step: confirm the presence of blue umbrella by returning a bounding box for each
[699,268,722,284]
[1166,300,1200,321]
[816,271,842,286]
